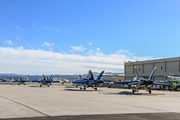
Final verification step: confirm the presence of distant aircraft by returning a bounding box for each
[113,67,172,94]
[61,79,71,84]
[72,70,108,91]
[12,76,27,85]
[72,74,89,87]
[36,74,56,87]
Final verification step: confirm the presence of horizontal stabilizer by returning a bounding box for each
[114,81,134,84]
[153,82,173,86]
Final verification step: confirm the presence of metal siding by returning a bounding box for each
[144,64,153,76]
[125,65,133,75]
[154,76,164,81]
[154,62,164,76]
[166,61,179,75]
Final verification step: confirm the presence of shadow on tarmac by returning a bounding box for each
[65,86,76,88]
[29,86,39,87]
[64,88,102,92]
[102,91,165,96]
[1,112,180,120]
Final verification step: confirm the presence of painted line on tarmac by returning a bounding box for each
[0,95,49,117]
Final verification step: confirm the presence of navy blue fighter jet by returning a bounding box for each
[12,77,27,85]
[37,74,54,87]
[113,67,172,94]
[72,70,106,91]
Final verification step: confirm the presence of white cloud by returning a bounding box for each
[0,47,153,74]
[44,42,51,47]
[97,48,100,52]
[42,42,54,47]
[5,40,13,45]
[87,49,93,55]
[71,45,86,52]
[42,26,50,31]
[16,26,21,30]
[89,42,93,46]
[17,46,23,50]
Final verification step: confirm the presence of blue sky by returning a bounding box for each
[0,0,180,74]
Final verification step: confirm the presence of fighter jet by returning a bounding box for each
[72,70,108,91]
[37,74,54,87]
[12,76,27,85]
[72,74,89,87]
[113,67,172,94]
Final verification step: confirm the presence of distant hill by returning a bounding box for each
[0,73,19,76]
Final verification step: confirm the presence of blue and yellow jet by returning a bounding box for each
[72,70,106,91]
[35,74,57,87]
[12,76,27,85]
[113,67,172,94]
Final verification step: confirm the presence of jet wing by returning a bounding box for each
[31,80,41,83]
[153,82,173,86]
[103,82,112,84]
[72,81,87,84]
[51,81,59,83]
[129,82,138,85]
[114,81,134,84]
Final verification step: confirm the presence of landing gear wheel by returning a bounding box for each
[137,89,139,92]
[149,89,151,94]
[128,85,131,89]
[84,88,86,91]
[80,87,82,90]
[47,85,49,87]
[40,85,42,87]
[95,88,97,91]
[132,89,135,94]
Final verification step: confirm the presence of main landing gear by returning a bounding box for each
[132,88,138,94]
[149,88,151,94]
[80,85,86,91]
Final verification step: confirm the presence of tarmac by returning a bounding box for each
[0,83,180,120]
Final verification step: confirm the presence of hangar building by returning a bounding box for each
[125,57,180,81]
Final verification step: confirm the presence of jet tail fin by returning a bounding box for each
[148,67,156,80]
[50,75,53,81]
[88,70,94,80]
[97,70,105,80]
[134,67,139,80]
[79,74,82,79]
[42,74,45,80]
[86,74,89,79]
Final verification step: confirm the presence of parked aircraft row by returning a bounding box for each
[12,74,59,87]
[11,66,173,94]
[71,67,172,94]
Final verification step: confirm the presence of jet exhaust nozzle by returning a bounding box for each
[98,80,104,84]
[143,81,153,85]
